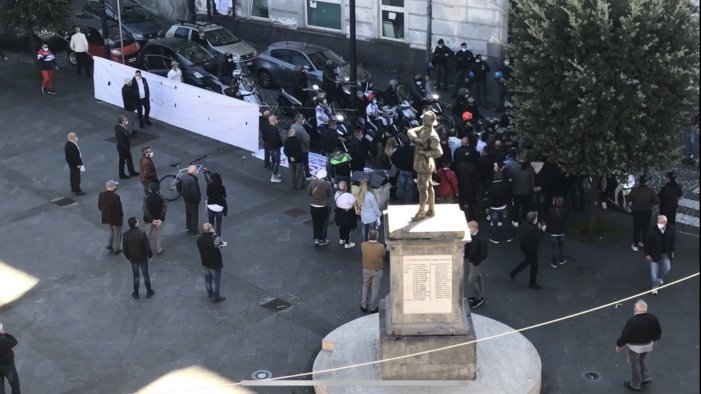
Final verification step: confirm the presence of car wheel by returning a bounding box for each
[258,69,273,89]
[67,51,77,66]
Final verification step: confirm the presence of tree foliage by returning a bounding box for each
[508,0,700,177]
[0,0,72,35]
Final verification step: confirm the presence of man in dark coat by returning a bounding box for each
[121,78,139,134]
[263,114,283,182]
[64,132,85,195]
[509,211,545,289]
[465,221,488,309]
[122,217,154,299]
[468,54,491,107]
[177,165,201,235]
[451,42,474,98]
[628,175,659,252]
[453,156,479,221]
[644,215,675,295]
[347,129,367,173]
[0,323,20,394]
[616,299,662,391]
[657,171,683,227]
[131,70,151,129]
[197,223,226,303]
[115,115,138,179]
[98,180,124,253]
[431,38,453,91]
[143,183,167,254]
[283,128,305,189]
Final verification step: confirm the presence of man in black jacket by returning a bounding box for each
[177,166,201,235]
[121,78,139,135]
[487,172,513,243]
[197,223,226,303]
[263,114,283,183]
[64,132,86,195]
[391,143,416,203]
[431,38,453,91]
[283,128,305,189]
[0,323,20,394]
[143,183,166,254]
[122,217,154,299]
[616,299,662,391]
[509,211,545,289]
[658,171,683,227]
[451,42,474,98]
[644,215,675,295]
[468,54,491,108]
[98,180,124,253]
[115,115,139,179]
[465,221,488,308]
[348,129,367,174]
[132,70,151,129]
[629,175,659,252]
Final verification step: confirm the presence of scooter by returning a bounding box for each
[277,83,318,119]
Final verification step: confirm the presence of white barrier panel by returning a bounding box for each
[92,57,259,152]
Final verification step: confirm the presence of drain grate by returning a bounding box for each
[284,208,306,218]
[252,370,272,380]
[260,297,292,312]
[582,371,601,381]
[51,197,76,207]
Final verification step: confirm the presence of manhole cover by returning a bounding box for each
[252,370,272,380]
[260,297,292,312]
[582,371,601,381]
[284,208,306,218]
[51,197,76,207]
[105,130,159,146]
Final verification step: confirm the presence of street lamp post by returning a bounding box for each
[117,0,125,64]
[349,0,358,131]
[99,0,111,58]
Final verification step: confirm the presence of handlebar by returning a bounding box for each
[189,154,209,165]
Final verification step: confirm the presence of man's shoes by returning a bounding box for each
[469,298,484,309]
[631,244,639,252]
[270,175,282,183]
[41,86,46,94]
[468,296,476,303]
[132,292,139,299]
[368,308,379,314]
[550,262,559,268]
[130,172,139,177]
[47,90,56,95]
[360,306,368,313]
[339,240,345,245]
[638,242,644,248]
[211,296,226,303]
[314,240,320,247]
[511,221,519,227]
[106,246,113,251]
[146,289,155,298]
[220,241,228,247]
[119,175,130,179]
[506,238,514,243]
[344,242,356,249]
[317,239,329,246]
[74,190,86,195]
[528,284,543,290]
[651,289,658,295]
[145,120,153,126]
[157,250,164,255]
[489,238,500,244]
[642,379,652,385]
[560,259,567,265]
[190,232,200,238]
[623,381,641,391]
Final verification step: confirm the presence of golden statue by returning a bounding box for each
[407,111,443,221]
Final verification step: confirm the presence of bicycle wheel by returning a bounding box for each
[159,175,181,201]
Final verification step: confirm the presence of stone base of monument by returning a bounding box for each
[312,313,541,394]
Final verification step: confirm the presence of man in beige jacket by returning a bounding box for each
[70,26,91,77]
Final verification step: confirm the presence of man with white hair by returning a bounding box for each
[98,180,124,253]
[177,165,201,236]
[644,215,675,295]
[167,61,183,82]
[197,223,226,303]
[616,299,662,391]
[64,132,86,195]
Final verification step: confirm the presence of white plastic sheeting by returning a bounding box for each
[92,57,259,152]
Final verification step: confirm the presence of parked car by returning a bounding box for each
[139,38,225,92]
[68,17,140,66]
[254,41,371,90]
[82,0,160,45]
[162,21,257,63]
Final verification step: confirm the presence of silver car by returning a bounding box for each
[163,22,257,63]
[254,41,371,89]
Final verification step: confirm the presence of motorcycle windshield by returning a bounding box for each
[396,85,409,101]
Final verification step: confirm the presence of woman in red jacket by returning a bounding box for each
[37,44,58,94]
[435,163,459,203]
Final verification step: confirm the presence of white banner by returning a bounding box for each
[92,57,259,152]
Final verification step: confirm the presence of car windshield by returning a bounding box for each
[307,49,346,70]
[205,28,240,46]
[105,27,135,46]
[176,44,214,64]
[121,6,153,23]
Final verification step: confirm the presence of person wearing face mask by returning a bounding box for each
[115,115,139,179]
[98,180,124,253]
[644,215,675,295]
[167,61,183,82]
[383,79,400,107]
[509,211,546,289]
[64,132,86,195]
[365,93,384,135]
[70,26,91,78]
[139,147,158,195]
[509,153,535,225]
[410,75,427,113]
[496,57,513,111]
[452,43,475,99]
[315,96,331,131]
[37,43,58,94]
[121,78,139,135]
[131,70,152,129]
[431,38,453,91]
[468,54,491,108]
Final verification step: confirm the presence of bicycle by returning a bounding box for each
[159,155,212,201]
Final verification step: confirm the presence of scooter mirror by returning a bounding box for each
[312,84,319,91]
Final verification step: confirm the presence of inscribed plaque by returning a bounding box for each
[402,255,452,314]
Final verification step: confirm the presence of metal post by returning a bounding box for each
[117,0,125,63]
[99,0,111,58]
[426,0,433,65]
[349,0,358,131]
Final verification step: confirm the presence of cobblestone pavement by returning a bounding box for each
[647,163,700,230]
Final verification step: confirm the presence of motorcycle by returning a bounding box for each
[221,57,263,105]
[395,85,420,130]
[277,82,319,119]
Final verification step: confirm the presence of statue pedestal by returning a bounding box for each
[380,204,475,380]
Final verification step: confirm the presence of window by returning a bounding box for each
[250,0,269,19]
[381,0,405,40]
[205,28,241,46]
[85,27,102,45]
[121,6,153,23]
[174,27,190,39]
[270,49,294,64]
[307,0,342,31]
[289,51,312,69]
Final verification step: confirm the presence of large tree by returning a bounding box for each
[508,0,699,232]
[0,0,72,51]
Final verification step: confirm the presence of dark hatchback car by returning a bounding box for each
[82,0,160,45]
[139,38,225,91]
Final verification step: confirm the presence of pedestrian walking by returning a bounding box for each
[308,169,332,246]
[290,114,312,179]
[132,70,152,129]
[510,153,535,225]
[206,173,228,237]
[260,110,272,169]
[0,323,20,394]
[98,180,124,253]
[431,38,453,91]
[486,171,513,243]
[616,299,662,391]
[283,128,305,189]
[453,151,479,221]
[69,26,91,77]
[115,115,139,179]
[334,181,357,248]
[435,163,459,203]
[545,196,568,268]
[357,179,382,241]
[196,223,227,303]
[628,175,659,252]
[121,78,139,135]
[263,114,282,183]
[122,217,154,299]
[644,215,675,295]
[64,132,86,195]
[139,147,157,194]
[509,211,545,289]
[465,221,488,308]
[143,183,166,255]
[37,43,58,94]
[360,229,385,314]
[658,171,683,227]
[177,165,201,236]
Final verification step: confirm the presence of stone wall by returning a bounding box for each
[136,0,190,22]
